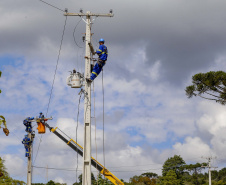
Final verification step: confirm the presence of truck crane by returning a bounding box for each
[0,116,9,136]
[35,116,124,185]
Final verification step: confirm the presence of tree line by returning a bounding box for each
[2,155,226,185]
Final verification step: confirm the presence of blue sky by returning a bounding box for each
[1,0,226,184]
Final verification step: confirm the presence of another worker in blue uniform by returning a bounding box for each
[39,112,44,119]
[87,38,108,82]
[22,135,32,157]
[23,117,34,133]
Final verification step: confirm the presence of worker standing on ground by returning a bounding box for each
[87,38,108,82]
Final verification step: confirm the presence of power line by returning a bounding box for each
[34,12,68,165]
[32,165,162,173]
[33,165,82,172]
[46,13,68,117]
[38,0,65,12]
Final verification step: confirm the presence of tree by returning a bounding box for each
[184,163,207,185]
[73,173,98,185]
[0,71,9,136]
[130,173,157,185]
[185,71,226,105]
[46,180,55,185]
[142,172,158,178]
[218,168,226,181]
[0,157,25,184]
[45,180,66,185]
[160,170,180,185]
[162,155,185,185]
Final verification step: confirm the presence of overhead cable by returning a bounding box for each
[39,0,65,12]
[46,14,68,117]
[32,165,82,172]
[34,14,68,165]
[73,18,84,49]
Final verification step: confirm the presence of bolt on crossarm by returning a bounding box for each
[64,10,113,185]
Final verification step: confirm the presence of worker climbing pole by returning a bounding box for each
[22,113,53,185]
[22,135,32,157]
[65,10,113,185]
[22,116,35,185]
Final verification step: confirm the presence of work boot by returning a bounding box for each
[86,78,93,83]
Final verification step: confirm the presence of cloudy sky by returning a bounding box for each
[1,0,226,184]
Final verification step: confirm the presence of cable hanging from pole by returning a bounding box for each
[92,79,99,185]
[46,12,68,117]
[38,0,65,12]
[102,68,106,176]
[33,11,68,165]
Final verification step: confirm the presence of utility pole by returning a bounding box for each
[64,10,113,185]
[202,157,217,185]
[27,131,35,185]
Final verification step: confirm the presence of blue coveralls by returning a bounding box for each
[23,117,34,133]
[90,44,108,81]
[22,136,32,157]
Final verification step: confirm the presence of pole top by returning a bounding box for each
[64,10,114,17]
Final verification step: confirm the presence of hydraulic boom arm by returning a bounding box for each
[42,121,124,185]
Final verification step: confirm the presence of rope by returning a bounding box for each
[102,69,106,174]
[38,0,65,12]
[93,80,99,184]
[33,14,68,165]
[75,94,82,183]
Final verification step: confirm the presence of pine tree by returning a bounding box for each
[185,71,226,105]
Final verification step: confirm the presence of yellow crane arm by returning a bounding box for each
[49,127,124,185]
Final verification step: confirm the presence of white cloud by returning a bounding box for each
[173,137,211,159]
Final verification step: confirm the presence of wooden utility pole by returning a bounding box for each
[64,10,113,185]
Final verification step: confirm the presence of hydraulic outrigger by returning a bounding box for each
[35,117,124,185]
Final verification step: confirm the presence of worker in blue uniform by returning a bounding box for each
[39,112,44,119]
[23,117,34,133]
[86,38,108,82]
[22,135,32,157]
